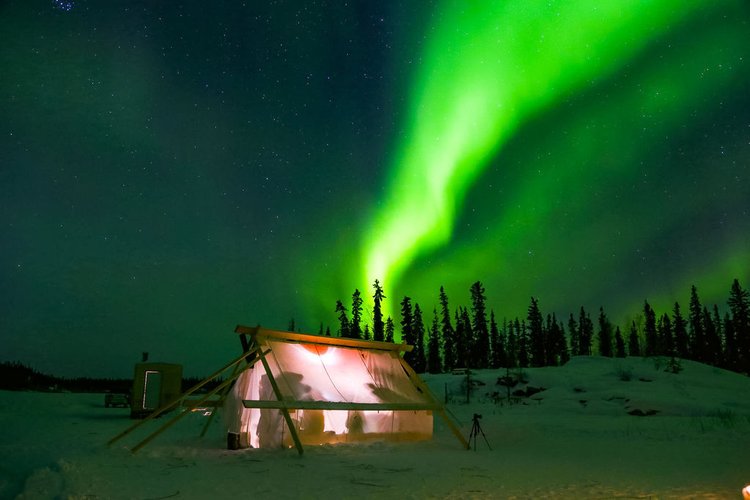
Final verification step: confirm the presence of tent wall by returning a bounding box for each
[225,337,434,449]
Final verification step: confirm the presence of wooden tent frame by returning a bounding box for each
[107,345,267,453]
[235,325,469,454]
[108,325,468,454]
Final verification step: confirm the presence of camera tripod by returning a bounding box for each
[468,413,491,451]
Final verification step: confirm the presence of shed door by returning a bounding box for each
[144,370,162,409]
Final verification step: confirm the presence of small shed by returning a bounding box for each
[131,362,182,419]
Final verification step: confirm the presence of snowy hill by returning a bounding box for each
[431,356,750,418]
[2,356,749,498]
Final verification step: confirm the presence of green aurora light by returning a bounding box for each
[358,0,749,321]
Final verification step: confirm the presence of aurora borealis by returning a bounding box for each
[2,1,749,377]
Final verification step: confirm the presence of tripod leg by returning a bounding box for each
[477,424,491,450]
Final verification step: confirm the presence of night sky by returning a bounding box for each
[2,1,749,378]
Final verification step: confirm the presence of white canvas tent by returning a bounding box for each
[226,326,467,454]
[108,325,467,455]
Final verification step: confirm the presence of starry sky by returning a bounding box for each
[2,1,749,378]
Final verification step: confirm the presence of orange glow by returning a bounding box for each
[742,484,750,500]
[296,343,337,365]
[302,344,328,356]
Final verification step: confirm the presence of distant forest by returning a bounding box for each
[0,362,222,394]
[0,362,133,392]
[4,278,747,391]
[328,278,750,377]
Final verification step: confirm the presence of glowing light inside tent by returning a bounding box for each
[742,484,750,500]
[296,343,337,365]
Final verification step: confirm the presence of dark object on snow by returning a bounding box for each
[512,385,546,398]
[497,375,518,388]
[524,386,545,397]
[628,408,659,416]
[467,413,491,451]
[227,432,240,450]
[105,393,130,408]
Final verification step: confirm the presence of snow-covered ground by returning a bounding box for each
[2,356,749,499]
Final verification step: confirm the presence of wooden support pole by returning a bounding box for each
[129,352,266,454]
[255,346,305,455]
[396,356,470,450]
[199,359,243,438]
[198,334,260,439]
[108,346,260,447]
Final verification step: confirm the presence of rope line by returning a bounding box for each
[315,344,349,402]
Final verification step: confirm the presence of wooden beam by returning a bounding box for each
[199,358,244,438]
[108,345,260,447]
[255,344,305,455]
[242,400,442,411]
[129,353,265,454]
[235,324,413,352]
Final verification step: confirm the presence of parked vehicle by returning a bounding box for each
[104,393,130,408]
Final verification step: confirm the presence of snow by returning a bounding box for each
[2,356,749,499]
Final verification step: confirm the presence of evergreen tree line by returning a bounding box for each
[331,278,750,376]
[0,361,226,394]
[0,361,132,393]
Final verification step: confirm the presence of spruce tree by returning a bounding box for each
[614,326,626,358]
[439,287,456,371]
[644,301,658,356]
[712,304,724,363]
[558,321,570,364]
[470,281,490,368]
[628,321,641,357]
[506,319,518,368]
[527,297,545,366]
[385,316,395,343]
[579,307,594,356]
[400,297,415,365]
[723,312,736,370]
[454,309,466,368]
[547,313,567,365]
[350,289,363,339]
[688,285,705,361]
[597,307,613,357]
[568,313,579,356]
[459,307,474,367]
[427,309,442,373]
[703,306,721,366]
[363,324,371,340]
[544,314,554,365]
[672,302,688,359]
[517,319,529,368]
[335,300,350,338]
[412,303,427,373]
[728,279,750,373]
[658,313,673,356]
[372,280,386,342]
[490,311,506,369]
